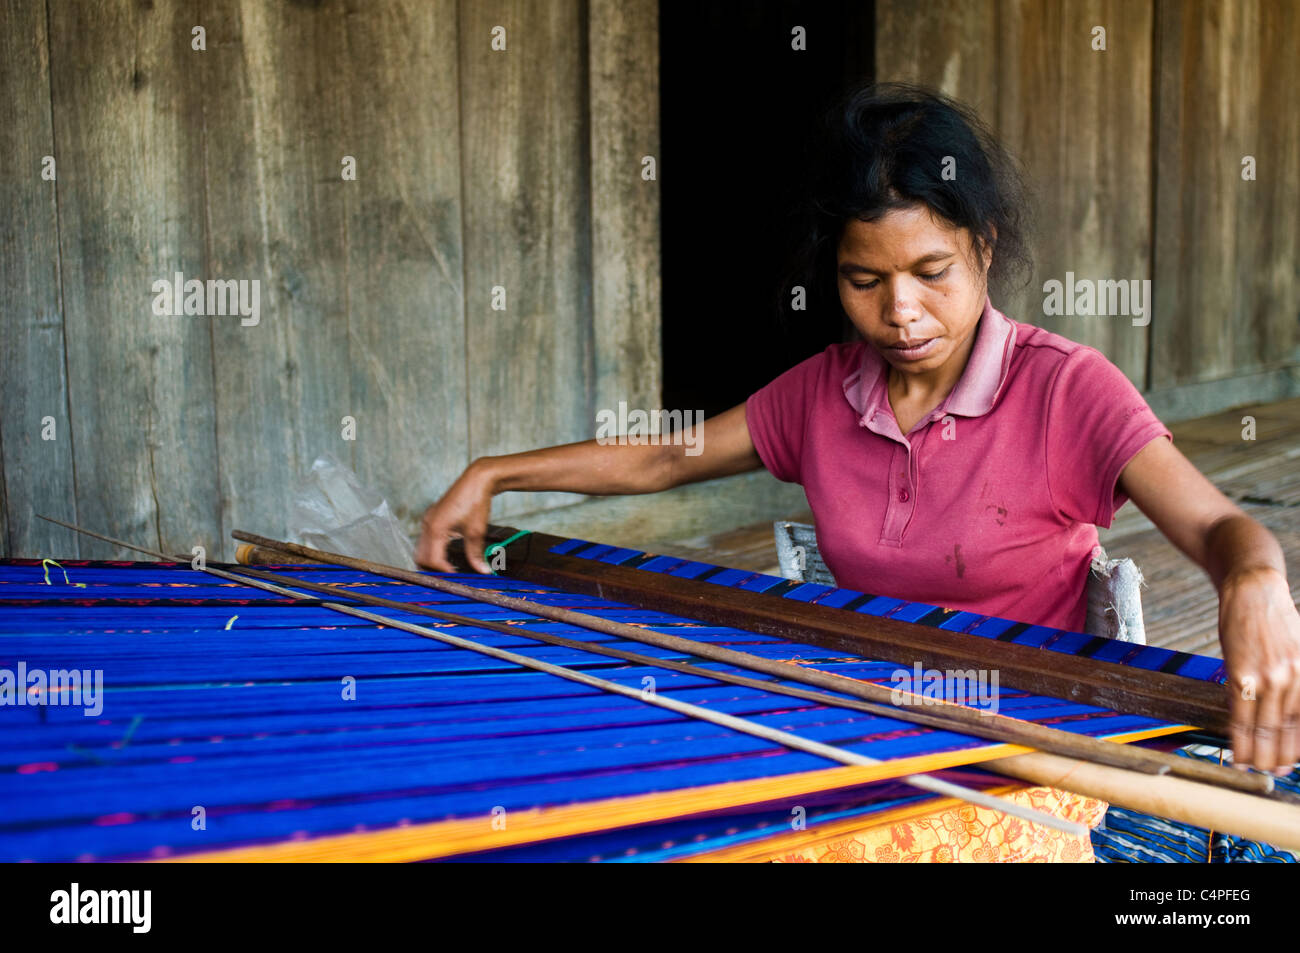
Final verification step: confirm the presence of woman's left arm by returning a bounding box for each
[1118,436,1300,775]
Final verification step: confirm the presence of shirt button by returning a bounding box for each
[899,490,910,502]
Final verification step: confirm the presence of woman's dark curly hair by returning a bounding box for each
[774,82,1033,324]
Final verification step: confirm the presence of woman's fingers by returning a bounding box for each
[415,465,498,575]
[415,533,454,573]
[1225,660,1300,775]
[1227,676,1258,771]
[416,511,494,575]
[462,526,492,574]
[415,507,456,572]
[1250,670,1286,773]
[1218,571,1300,775]
[1275,674,1300,775]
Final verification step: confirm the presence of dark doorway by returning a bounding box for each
[659,1,874,418]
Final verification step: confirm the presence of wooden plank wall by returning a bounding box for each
[460,0,592,518]
[0,0,79,558]
[49,0,221,561]
[875,0,1300,395]
[1151,0,1300,388]
[0,0,660,559]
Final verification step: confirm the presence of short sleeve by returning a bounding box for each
[1045,347,1172,527]
[744,349,829,484]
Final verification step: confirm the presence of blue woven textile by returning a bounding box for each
[1091,749,1299,863]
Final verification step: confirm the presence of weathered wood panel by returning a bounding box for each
[340,1,468,530]
[199,0,293,556]
[876,0,1154,384]
[996,0,1153,383]
[0,0,668,555]
[0,424,7,552]
[589,0,662,420]
[198,0,467,558]
[874,0,999,118]
[1152,0,1300,388]
[460,0,593,518]
[48,0,221,558]
[202,0,355,555]
[0,0,79,557]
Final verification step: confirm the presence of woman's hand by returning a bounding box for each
[1217,566,1300,775]
[416,460,497,574]
[1118,439,1299,773]
[414,404,762,576]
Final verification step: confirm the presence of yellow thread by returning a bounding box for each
[40,558,84,587]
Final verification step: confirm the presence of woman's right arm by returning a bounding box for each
[415,402,763,572]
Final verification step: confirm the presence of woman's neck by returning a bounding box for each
[887,318,981,410]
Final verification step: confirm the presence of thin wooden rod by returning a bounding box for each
[35,516,1082,835]
[235,543,324,565]
[231,530,1285,802]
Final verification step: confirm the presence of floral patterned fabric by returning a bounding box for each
[770,787,1108,863]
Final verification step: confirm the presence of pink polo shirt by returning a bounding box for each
[745,299,1172,633]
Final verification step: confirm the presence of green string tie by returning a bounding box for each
[484,529,533,573]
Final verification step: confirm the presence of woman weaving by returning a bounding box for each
[417,84,1300,780]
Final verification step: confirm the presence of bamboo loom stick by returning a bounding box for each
[985,751,1300,851]
[35,516,1081,836]
[231,530,1286,802]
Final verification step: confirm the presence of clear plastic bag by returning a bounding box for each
[289,453,417,570]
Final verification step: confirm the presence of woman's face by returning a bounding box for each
[835,204,991,376]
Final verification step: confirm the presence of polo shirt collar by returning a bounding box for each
[841,296,1017,423]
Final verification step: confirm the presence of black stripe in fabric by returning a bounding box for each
[694,566,727,582]
[569,542,600,557]
[623,552,657,569]
[842,594,874,611]
[917,607,956,628]
[996,622,1030,642]
[761,579,802,597]
[1159,651,1196,674]
[1075,636,1109,659]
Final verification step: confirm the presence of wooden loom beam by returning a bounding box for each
[470,528,1231,734]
